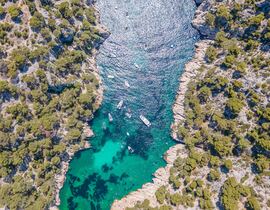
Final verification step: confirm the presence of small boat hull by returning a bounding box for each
[139,115,151,127]
[117,100,124,109]
[108,113,113,122]
[124,81,130,88]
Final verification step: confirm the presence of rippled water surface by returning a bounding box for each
[60,0,198,209]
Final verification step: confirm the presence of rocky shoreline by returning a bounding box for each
[111,144,188,210]
[171,0,214,141]
[171,40,210,141]
[50,5,109,209]
[111,1,210,209]
[50,135,91,209]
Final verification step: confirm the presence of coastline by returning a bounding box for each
[50,5,109,209]
[171,36,213,141]
[171,40,210,141]
[111,144,188,209]
[111,1,210,209]
[171,0,214,141]
[49,0,269,210]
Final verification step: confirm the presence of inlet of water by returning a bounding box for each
[60,0,198,209]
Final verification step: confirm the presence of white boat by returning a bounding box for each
[124,80,130,88]
[108,113,113,122]
[125,112,132,118]
[128,146,134,153]
[102,122,107,130]
[126,132,130,136]
[134,63,140,68]
[140,115,151,127]
[108,75,115,79]
[117,100,124,109]
[110,53,117,58]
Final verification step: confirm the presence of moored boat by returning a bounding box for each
[139,115,151,127]
[102,122,107,130]
[134,63,140,68]
[125,112,132,118]
[108,113,113,122]
[117,100,124,109]
[124,80,130,88]
[128,146,134,153]
[108,75,115,79]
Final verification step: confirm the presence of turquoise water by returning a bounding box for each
[59,0,198,209]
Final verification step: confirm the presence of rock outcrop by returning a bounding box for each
[192,0,217,39]
[171,40,210,141]
[170,0,212,142]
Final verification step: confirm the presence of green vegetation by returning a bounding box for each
[0,0,106,209]
[0,6,5,16]
[30,12,45,29]
[174,0,269,209]
[155,186,168,204]
[208,169,220,181]
[7,5,21,20]
[225,97,244,118]
[205,46,217,63]
[246,196,261,210]
[223,159,232,171]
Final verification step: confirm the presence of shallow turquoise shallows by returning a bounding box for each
[59,0,198,209]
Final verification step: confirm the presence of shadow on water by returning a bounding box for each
[60,0,199,209]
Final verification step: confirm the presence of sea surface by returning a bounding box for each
[60,0,198,209]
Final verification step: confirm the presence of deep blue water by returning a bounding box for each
[60,0,198,209]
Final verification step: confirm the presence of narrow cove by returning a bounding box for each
[59,0,198,209]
